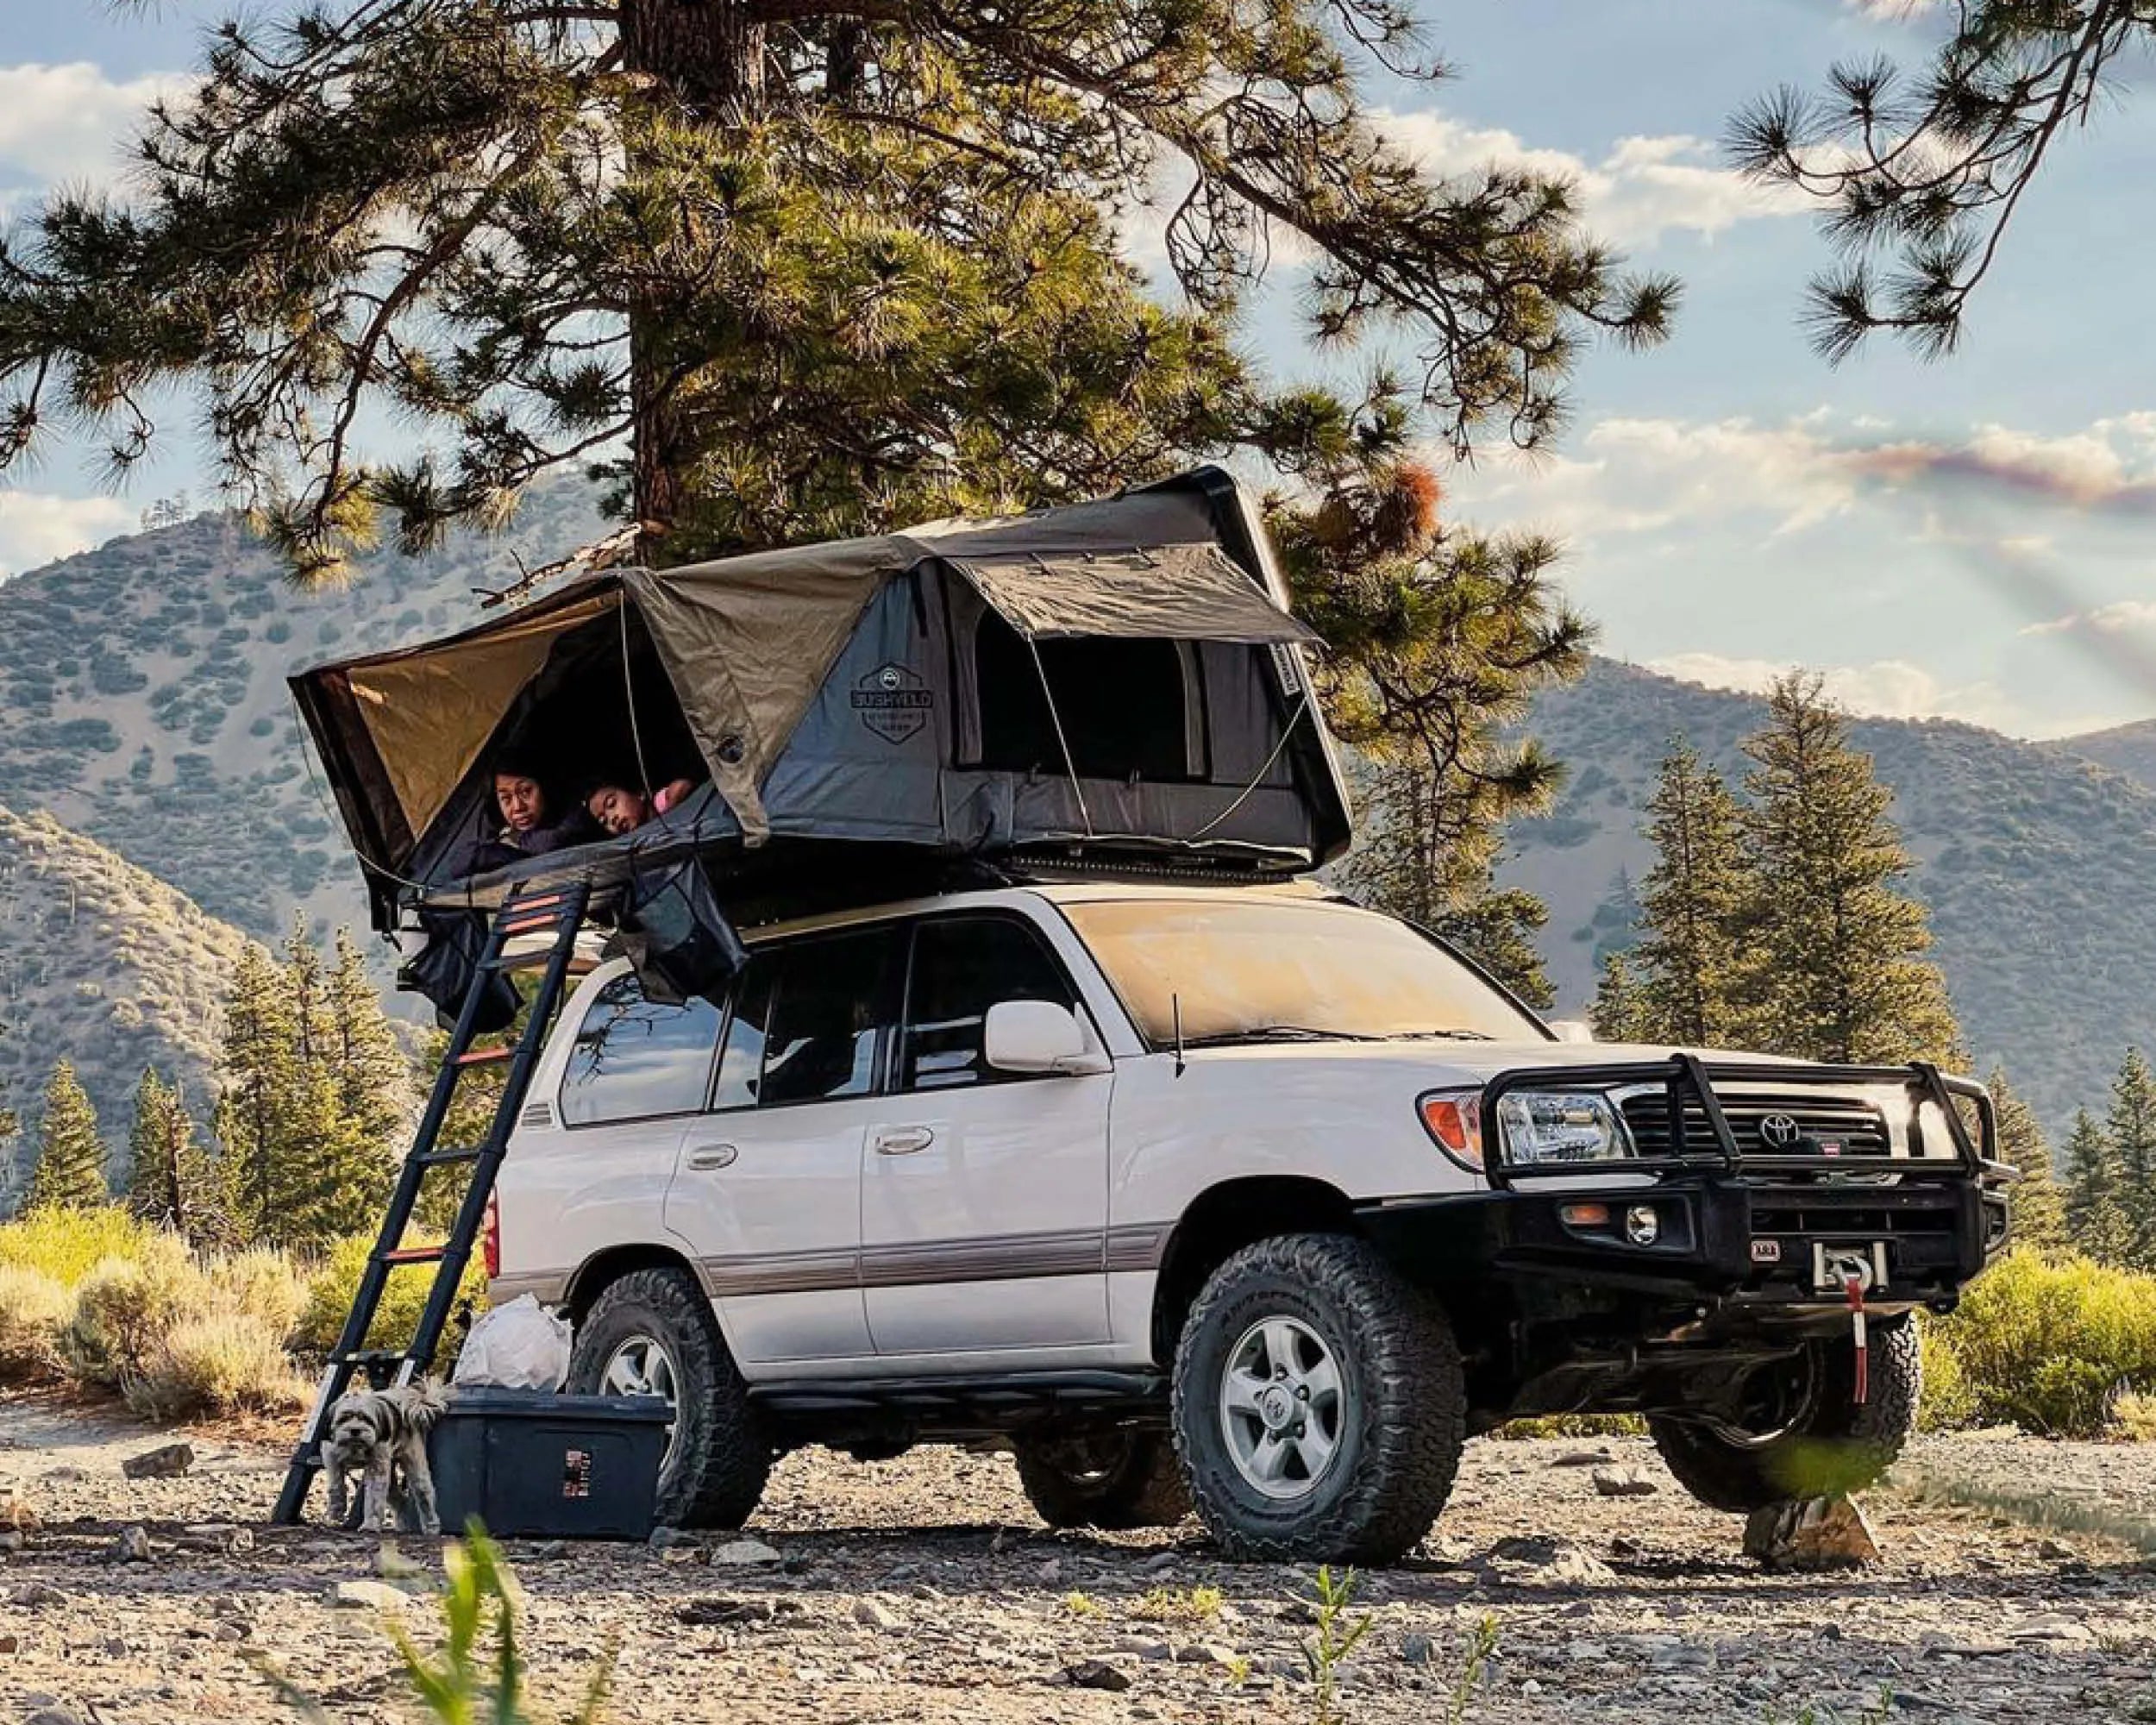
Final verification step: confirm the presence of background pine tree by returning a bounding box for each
[1589,951,1651,1043]
[2063,1107,2131,1264]
[2106,1048,2156,1270]
[1987,1067,2067,1257]
[24,1059,110,1214]
[126,1069,235,1250]
[216,943,304,1246]
[1628,741,1749,1046]
[1736,674,1961,1065]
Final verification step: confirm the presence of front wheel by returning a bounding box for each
[1648,1318,1921,1512]
[567,1266,771,1529]
[1171,1233,1465,1565]
[1012,1429,1190,1530]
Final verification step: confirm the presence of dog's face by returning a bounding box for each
[324,1398,394,1470]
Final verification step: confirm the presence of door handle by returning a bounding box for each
[873,1126,935,1157]
[685,1143,738,1171]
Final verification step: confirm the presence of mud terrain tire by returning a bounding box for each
[1649,1317,1921,1512]
[1171,1233,1464,1564]
[1012,1430,1191,1530]
[568,1266,771,1529]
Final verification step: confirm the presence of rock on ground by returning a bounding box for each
[3,1393,2156,1723]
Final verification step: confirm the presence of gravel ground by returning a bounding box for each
[4,1394,2155,1725]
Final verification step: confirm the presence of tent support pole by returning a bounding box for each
[1025,632,1095,837]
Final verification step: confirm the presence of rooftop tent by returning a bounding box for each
[291,466,1355,934]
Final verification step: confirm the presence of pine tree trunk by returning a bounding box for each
[618,0,769,563]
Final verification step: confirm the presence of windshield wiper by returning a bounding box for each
[1179,1026,1385,1049]
[1381,1028,1495,1042]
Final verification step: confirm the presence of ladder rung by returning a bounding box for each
[453,1046,517,1067]
[504,890,574,914]
[414,1145,486,1169]
[498,912,574,938]
[379,1245,448,1266]
[333,1348,410,1370]
[491,947,564,973]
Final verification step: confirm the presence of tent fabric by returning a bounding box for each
[945,543,1319,644]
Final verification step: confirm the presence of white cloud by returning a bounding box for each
[2024,599,2156,639]
[1376,110,1811,250]
[1642,652,2111,739]
[0,492,136,580]
[0,62,180,192]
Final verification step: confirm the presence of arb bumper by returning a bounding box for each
[1360,1054,2015,1320]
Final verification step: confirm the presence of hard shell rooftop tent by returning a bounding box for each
[291,466,1353,938]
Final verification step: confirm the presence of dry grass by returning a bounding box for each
[0,1264,74,1383]
[125,1310,310,1421]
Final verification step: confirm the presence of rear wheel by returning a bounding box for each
[567,1267,771,1529]
[1012,1429,1190,1531]
[1170,1233,1464,1565]
[1649,1318,1921,1512]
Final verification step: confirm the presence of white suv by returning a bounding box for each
[490,880,2011,1562]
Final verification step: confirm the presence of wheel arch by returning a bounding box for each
[1149,1176,1359,1365]
[562,1242,709,1328]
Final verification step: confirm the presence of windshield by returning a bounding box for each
[1060,896,1550,1047]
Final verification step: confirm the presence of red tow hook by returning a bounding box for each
[1846,1272,1870,1405]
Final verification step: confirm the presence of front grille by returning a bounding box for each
[1752,1206,1955,1235]
[1619,1091,1891,1160]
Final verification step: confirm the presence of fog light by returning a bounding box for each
[1624,1205,1659,1246]
[1559,1202,1610,1228]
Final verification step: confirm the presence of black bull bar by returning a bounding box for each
[1477,1053,2016,1191]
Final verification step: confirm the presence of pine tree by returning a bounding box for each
[1629,741,1749,1047]
[1736,674,1961,1066]
[216,942,302,1245]
[2107,1048,2156,1270]
[126,1070,235,1249]
[1730,6,2151,360]
[24,1060,109,1214]
[1591,951,1651,1044]
[1987,1067,2066,1258]
[0,3,1674,582]
[2064,1107,2132,1265]
[327,932,415,1147]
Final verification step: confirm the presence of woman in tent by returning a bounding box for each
[479,749,597,865]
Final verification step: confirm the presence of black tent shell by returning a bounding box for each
[291,466,1354,932]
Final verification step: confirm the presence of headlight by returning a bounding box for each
[1418,1088,1484,1171]
[1496,1090,1635,1166]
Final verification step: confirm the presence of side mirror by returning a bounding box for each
[983,1000,1107,1076]
[1547,1019,1595,1045]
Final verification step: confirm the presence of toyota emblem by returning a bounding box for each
[1758,1113,1802,1149]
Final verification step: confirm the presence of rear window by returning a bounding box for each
[558,972,723,1126]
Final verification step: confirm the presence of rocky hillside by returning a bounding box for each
[1505,659,2156,1133]
[0,485,605,948]
[0,805,258,1193]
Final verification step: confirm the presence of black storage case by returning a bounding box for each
[426,1389,669,1540]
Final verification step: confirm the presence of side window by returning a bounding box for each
[755,926,905,1108]
[900,916,1080,1092]
[708,962,772,1113]
[558,972,723,1126]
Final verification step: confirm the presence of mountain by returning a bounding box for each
[2041,718,2156,794]
[0,803,257,1192]
[1504,659,2156,1134]
[0,486,605,950]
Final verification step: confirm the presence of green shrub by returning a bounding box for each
[64,1235,212,1389]
[1916,1312,1977,1432]
[1926,1253,2156,1437]
[210,1247,309,1342]
[124,1310,310,1421]
[0,1265,75,1382]
[297,1233,487,1358]
[0,1206,155,1286]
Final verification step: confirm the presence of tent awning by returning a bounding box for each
[945,543,1319,644]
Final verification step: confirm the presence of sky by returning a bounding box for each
[4,2,2156,739]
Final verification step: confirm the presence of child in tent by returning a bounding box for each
[586,775,699,837]
[484,750,599,861]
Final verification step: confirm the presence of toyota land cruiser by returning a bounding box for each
[488,879,2014,1563]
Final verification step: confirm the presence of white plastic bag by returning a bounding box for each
[453,1294,573,1390]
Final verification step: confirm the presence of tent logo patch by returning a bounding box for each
[852,662,933,744]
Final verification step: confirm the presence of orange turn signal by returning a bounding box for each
[1559,1202,1611,1228]
[1419,1090,1485,1170]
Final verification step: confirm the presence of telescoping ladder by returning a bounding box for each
[271,881,592,1525]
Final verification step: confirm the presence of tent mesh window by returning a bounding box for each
[971,612,1205,782]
